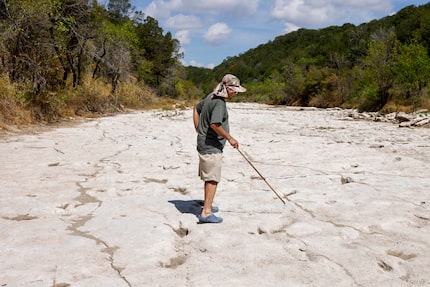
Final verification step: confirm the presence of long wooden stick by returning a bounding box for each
[237,148,286,204]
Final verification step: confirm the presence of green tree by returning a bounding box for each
[412,7,430,54]
[393,42,430,107]
[107,0,132,22]
[49,0,94,87]
[89,14,137,94]
[134,16,182,90]
[283,63,306,105]
[360,31,399,111]
[0,0,53,90]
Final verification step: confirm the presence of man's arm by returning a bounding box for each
[210,123,239,149]
[193,106,199,132]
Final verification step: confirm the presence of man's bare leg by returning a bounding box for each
[201,181,217,217]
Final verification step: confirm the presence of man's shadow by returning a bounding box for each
[168,199,204,217]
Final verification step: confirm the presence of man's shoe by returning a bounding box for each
[198,214,223,224]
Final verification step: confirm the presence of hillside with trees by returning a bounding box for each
[1,1,430,128]
[189,3,430,113]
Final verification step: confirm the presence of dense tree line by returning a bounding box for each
[0,0,188,122]
[0,0,182,90]
[2,1,430,126]
[188,3,430,112]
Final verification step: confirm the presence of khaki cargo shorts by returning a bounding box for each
[198,153,222,182]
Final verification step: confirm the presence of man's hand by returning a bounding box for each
[210,123,239,149]
[228,137,239,149]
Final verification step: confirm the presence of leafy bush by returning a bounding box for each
[357,84,380,112]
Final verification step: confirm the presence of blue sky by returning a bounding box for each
[125,0,429,68]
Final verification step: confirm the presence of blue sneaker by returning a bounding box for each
[198,214,223,224]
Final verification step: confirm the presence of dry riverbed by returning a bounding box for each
[1,103,429,286]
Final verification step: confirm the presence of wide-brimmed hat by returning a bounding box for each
[222,74,246,93]
[213,74,246,98]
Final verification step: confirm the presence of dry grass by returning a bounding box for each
[0,74,196,131]
[0,75,34,128]
[419,96,430,111]
[381,101,415,113]
[116,81,155,108]
[6,73,428,131]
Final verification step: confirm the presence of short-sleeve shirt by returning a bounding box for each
[196,94,229,154]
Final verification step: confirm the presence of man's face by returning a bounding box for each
[226,87,237,99]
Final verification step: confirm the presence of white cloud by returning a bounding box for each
[165,14,201,29]
[271,0,334,26]
[180,0,259,17]
[284,22,300,33]
[141,0,182,19]
[189,60,214,69]
[189,60,204,67]
[270,0,392,27]
[175,30,191,45]
[203,22,232,46]
[331,0,390,10]
[141,0,260,20]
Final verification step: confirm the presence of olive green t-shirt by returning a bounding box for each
[196,94,229,154]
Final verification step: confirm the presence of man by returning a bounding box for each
[193,74,246,224]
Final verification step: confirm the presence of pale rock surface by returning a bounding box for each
[345,109,430,128]
[1,103,429,286]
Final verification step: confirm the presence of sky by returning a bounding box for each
[126,0,429,68]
